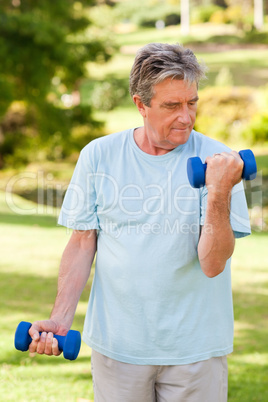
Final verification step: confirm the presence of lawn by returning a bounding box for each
[0,190,267,401]
[0,192,95,401]
[1,21,268,402]
[87,23,268,89]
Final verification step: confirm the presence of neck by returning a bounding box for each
[133,127,174,156]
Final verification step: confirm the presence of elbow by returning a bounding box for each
[202,265,225,278]
[198,240,235,278]
[199,259,227,278]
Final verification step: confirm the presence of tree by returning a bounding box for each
[254,0,264,30]
[181,0,190,35]
[0,0,116,167]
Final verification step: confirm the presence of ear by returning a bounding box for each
[133,95,146,118]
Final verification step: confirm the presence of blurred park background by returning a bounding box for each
[0,0,268,401]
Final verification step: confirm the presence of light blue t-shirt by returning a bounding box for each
[58,128,251,365]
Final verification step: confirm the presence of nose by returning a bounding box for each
[177,104,192,125]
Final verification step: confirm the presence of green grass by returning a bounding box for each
[229,232,268,401]
[113,23,240,47]
[0,191,95,401]
[88,45,268,88]
[0,189,267,401]
[86,23,268,89]
[1,22,268,401]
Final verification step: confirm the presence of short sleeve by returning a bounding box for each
[200,180,251,239]
[58,146,100,231]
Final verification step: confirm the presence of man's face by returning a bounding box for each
[136,78,198,152]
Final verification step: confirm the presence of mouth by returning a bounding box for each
[171,127,189,132]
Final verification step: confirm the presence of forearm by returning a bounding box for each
[50,230,97,330]
[198,192,235,278]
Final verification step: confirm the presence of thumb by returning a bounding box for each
[29,323,41,341]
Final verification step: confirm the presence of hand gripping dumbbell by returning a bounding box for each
[187,149,257,188]
[14,321,81,361]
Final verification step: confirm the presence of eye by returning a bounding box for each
[188,101,197,106]
[188,98,199,106]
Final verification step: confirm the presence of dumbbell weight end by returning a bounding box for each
[187,149,257,188]
[187,157,207,188]
[239,149,257,181]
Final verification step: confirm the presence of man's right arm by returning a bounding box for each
[28,229,97,356]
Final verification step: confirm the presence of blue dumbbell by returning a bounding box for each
[187,149,257,188]
[14,321,81,361]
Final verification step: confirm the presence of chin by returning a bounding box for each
[169,134,190,146]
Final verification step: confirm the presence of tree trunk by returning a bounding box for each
[181,0,190,36]
[254,0,263,30]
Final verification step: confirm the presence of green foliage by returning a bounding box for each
[0,0,116,168]
[82,75,130,111]
[114,0,180,28]
[195,82,268,145]
[191,3,255,30]
[191,4,224,24]
[243,112,268,144]
[243,29,268,45]
[0,100,104,168]
[195,86,257,142]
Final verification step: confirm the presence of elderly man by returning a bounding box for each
[29,43,251,401]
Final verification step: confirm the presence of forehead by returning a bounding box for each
[152,78,198,102]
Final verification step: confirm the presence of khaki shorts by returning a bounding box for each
[91,350,228,402]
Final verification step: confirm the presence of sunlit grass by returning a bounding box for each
[1,21,268,400]
[0,189,267,401]
[95,105,143,134]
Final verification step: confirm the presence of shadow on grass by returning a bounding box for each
[0,212,59,228]
[0,270,92,318]
[2,348,92,367]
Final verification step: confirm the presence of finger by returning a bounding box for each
[29,324,41,342]
[44,332,54,355]
[52,337,61,356]
[220,151,239,160]
[213,153,223,158]
[224,151,244,170]
[36,332,47,355]
[230,150,244,165]
[29,338,39,353]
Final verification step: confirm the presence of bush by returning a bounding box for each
[191,5,224,24]
[195,86,256,142]
[195,85,268,145]
[81,76,130,112]
[115,0,180,28]
[243,30,268,45]
[242,112,268,144]
[0,101,104,168]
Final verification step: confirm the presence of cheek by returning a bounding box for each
[190,109,197,122]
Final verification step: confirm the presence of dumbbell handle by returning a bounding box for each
[38,332,65,351]
[187,149,257,188]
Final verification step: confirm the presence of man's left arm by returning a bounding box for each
[198,151,244,278]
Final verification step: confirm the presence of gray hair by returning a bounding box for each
[129,43,207,106]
